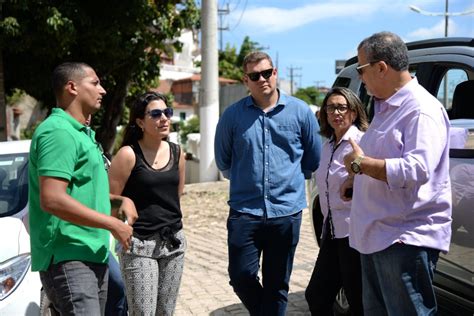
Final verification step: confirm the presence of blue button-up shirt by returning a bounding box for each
[214,91,321,218]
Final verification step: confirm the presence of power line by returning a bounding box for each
[230,0,248,30]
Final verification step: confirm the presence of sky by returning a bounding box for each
[213,0,474,89]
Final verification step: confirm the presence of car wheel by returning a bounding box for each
[40,289,59,316]
[333,288,351,316]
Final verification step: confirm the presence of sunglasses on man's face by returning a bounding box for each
[146,108,173,119]
[246,68,274,82]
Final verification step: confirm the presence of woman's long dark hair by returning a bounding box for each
[319,87,369,139]
[121,91,169,147]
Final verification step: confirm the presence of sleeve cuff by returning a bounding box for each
[385,158,402,190]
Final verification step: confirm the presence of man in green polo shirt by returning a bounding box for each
[28,62,136,315]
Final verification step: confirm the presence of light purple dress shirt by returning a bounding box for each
[350,78,452,254]
[316,125,364,239]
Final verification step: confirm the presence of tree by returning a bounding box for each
[0,0,199,153]
[218,36,263,81]
[294,86,321,106]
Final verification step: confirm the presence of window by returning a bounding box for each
[437,69,468,110]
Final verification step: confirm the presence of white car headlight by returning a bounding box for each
[0,253,31,301]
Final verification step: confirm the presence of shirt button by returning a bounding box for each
[265,162,269,165]
[265,145,269,149]
[265,195,268,199]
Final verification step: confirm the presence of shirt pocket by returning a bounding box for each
[275,124,300,145]
[364,129,403,159]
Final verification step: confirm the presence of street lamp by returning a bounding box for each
[409,1,474,108]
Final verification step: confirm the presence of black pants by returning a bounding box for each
[305,231,363,316]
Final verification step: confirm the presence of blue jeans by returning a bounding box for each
[227,209,302,316]
[360,243,439,316]
[105,253,127,316]
[40,260,109,316]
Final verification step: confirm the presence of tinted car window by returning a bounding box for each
[439,69,468,111]
[0,153,29,217]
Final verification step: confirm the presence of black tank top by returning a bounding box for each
[122,141,183,240]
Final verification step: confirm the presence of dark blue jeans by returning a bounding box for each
[227,209,302,316]
[40,260,109,316]
[105,253,127,316]
[360,243,439,316]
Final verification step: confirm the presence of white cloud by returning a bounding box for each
[229,2,378,34]
[406,19,458,41]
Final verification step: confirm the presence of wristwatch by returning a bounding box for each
[350,155,365,174]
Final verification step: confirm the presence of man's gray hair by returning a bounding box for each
[242,51,273,73]
[358,31,409,71]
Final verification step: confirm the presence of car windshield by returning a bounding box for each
[0,152,29,217]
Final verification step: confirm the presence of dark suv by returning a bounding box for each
[309,37,474,316]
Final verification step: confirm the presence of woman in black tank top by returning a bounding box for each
[108,91,186,315]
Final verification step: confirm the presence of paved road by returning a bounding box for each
[175,181,318,315]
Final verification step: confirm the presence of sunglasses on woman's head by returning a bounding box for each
[246,68,273,82]
[146,108,174,119]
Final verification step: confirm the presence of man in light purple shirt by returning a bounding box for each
[343,31,452,315]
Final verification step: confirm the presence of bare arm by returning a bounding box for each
[108,146,135,195]
[110,194,138,225]
[178,146,186,197]
[108,146,138,224]
[40,176,133,250]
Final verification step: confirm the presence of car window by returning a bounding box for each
[0,153,29,217]
[438,69,469,111]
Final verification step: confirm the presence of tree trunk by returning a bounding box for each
[96,78,129,155]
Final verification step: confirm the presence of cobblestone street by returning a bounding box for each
[175,181,318,316]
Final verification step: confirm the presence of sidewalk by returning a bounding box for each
[175,181,318,315]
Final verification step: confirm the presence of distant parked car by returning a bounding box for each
[309,37,474,316]
[0,140,43,315]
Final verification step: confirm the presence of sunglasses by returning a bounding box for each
[246,68,274,82]
[356,61,379,75]
[146,108,173,119]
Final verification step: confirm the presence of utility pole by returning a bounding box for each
[199,0,219,182]
[218,3,229,51]
[275,52,279,88]
[0,0,7,141]
[287,65,302,95]
[443,0,449,108]
[314,80,325,90]
[409,1,474,109]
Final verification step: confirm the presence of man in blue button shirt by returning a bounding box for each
[215,51,322,315]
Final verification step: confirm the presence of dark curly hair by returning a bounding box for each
[121,91,169,146]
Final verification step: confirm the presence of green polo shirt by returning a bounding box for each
[29,108,110,271]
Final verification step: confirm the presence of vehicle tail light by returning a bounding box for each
[0,253,31,301]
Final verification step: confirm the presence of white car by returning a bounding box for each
[0,140,42,315]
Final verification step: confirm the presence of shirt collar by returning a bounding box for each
[375,77,418,112]
[51,107,89,134]
[330,125,360,145]
[245,89,286,109]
